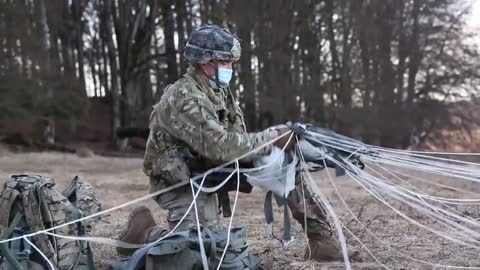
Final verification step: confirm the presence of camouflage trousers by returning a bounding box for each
[148,173,331,241]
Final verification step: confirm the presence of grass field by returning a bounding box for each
[1,151,479,269]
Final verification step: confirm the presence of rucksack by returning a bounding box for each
[111,226,260,270]
[0,175,101,270]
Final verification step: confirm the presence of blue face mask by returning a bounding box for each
[208,65,233,89]
[218,67,233,85]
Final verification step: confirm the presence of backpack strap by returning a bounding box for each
[4,212,23,239]
[263,191,293,248]
[1,214,33,270]
[0,180,20,229]
[0,226,26,270]
[61,176,79,200]
[281,199,293,248]
[21,185,56,263]
[85,243,96,270]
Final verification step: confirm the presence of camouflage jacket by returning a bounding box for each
[144,66,273,184]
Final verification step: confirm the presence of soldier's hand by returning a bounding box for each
[271,127,295,151]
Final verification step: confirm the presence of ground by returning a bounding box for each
[1,151,479,269]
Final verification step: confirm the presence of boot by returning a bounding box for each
[305,228,360,262]
[287,178,361,261]
[117,206,156,257]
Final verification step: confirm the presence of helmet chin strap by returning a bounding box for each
[213,63,221,87]
[213,62,221,88]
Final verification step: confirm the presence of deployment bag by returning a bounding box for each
[111,226,260,270]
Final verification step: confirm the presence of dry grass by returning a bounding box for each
[1,152,479,269]
[0,144,11,157]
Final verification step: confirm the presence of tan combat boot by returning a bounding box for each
[305,229,360,262]
[287,180,361,262]
[117,206,156,257]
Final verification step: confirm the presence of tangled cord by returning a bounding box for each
[2,126,480,270]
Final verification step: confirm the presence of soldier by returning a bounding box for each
[118,25,358,263]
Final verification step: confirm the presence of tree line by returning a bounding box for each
[0,0,479,148]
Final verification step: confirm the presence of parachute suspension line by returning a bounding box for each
[373,146,480,156]
[305,156,390,268]
[0,131,294,246]
[337,154,480,247]
[323,159,402,268]
[329,150,480,269]
[47,172,213,252]
[376,164,479,196]
[23,236,56,270]
[355,169,473,244]
[306,133,480,200]
[352,165,480,238]
[44,232,145,249]
[339,223,392,270]
[319,136,480,204]
[190,176,209,270]
[309,133,480,178]
[365,163,480,206]
[3,123,479,269]
[296,136,311,260]
[303,129,480,159]
[347,168,480,248]
[306,130,480,174]
[301,177,312,260]
[363,154,480,182]
[302,164,352,269]
[365,163,480,228]
[367,162,480,202]
[216,161,241,270]
[302,133,479,269]
[328,160,480,269]
[295,140,352,270]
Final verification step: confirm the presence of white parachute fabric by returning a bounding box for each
[245,146,297,197]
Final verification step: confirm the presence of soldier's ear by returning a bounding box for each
[197,63,207,72]
[198,62,216,77]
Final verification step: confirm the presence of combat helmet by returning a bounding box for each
[183,25,241,64]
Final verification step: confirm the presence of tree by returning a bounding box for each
[1,0,478,149]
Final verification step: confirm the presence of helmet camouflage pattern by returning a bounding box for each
[183,25,241,64]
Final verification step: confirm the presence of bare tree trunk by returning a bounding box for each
[325,0,340,109]
[101,42,110,95]
[3,0,15,73]
[59,1,75,79]
[161,0,178,83]
[407,0,421,106]
[72,0,87,97]
[104,0,121,147]
[37,0,53,98]
[89,38,99,97]
[0,0,5,75]
[175,0,187,74]
[376,1,399,147]
[238,19,256,129]
[185,0,193,33]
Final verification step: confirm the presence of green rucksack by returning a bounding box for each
[111,226,260,270]
[0,175,101,270]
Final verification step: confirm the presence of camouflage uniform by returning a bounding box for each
[143,65,331,239]
[109,25,359,265]
[144,65,271,230]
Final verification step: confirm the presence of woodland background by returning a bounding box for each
[1,0,479,151]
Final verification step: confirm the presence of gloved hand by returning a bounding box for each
[269,126,295,151]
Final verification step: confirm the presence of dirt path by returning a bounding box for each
[1,152,479,269]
